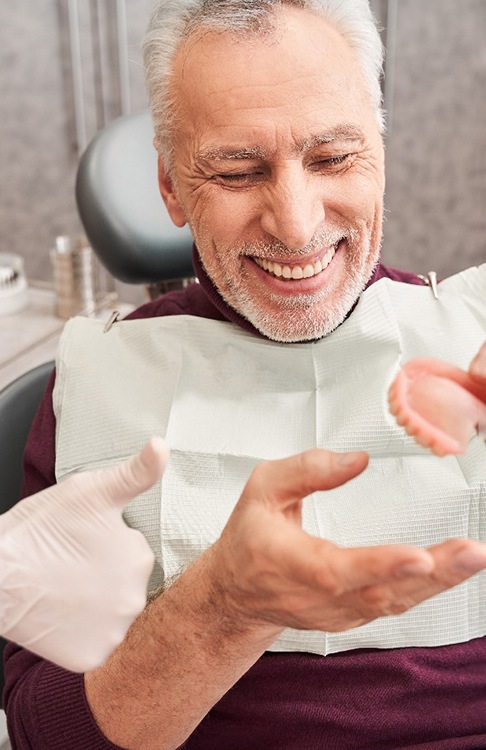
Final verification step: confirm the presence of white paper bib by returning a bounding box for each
[54,267,486,655]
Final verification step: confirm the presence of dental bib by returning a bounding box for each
[54,265,486,655]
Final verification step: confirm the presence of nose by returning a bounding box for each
[259,164,325,250]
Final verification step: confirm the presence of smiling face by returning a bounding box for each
[158,5,385,342]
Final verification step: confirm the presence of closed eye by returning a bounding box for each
[214,172,266,187]
[309,154,353,172]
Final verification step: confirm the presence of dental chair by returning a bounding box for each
[0,112,191,705]
[0,360,55,705]
[75,110,194,297]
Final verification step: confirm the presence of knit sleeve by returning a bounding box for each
[3,644,123,750]
[20,371,57,499]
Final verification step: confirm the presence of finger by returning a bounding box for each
[243,449,369,511]
[358,538,486,618]
[395,537,486,597]
[309,540,436,596]
[95,437,169,509]
[469,340,486,385]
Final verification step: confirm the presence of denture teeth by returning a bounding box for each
[254,244,337,280]
[303,264,314,278]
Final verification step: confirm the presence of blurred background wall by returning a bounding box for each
[0,0,485,300]
[374,0,486,276]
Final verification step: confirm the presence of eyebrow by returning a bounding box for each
[198,125,365,163]
[197,146,267,162]
[300,125,365,150]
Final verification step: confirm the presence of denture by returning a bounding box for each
[388,358,486,456]
[253,242,339,280]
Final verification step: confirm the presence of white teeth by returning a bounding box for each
[303,264,314,278]
[254,244,338,280]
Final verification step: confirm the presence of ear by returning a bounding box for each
[157,155,187,228]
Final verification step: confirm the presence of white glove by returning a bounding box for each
[0,437,168,672]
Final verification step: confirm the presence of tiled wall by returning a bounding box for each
[0,0,485,293]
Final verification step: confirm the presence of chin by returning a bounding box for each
[207,233,380,342]
[231,269,375,343]
[247,305,353,343]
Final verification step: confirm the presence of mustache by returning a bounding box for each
[237,227,359,259]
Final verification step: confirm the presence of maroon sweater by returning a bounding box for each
[4,258,486,750]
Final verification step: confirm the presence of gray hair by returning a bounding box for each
[143,0,385,166]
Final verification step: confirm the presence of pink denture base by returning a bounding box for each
[388,358,486,456]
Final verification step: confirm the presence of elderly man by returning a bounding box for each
[4,1,486,749]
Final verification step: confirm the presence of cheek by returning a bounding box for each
[187,192,246,281]
[337,173,384,226]
[195,190,259,246]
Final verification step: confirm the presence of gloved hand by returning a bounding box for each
[0,437,168,672]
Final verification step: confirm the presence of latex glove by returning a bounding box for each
[0,437,168,672]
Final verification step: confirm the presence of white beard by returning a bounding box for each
[199,228,380,343]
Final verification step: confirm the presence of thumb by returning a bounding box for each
[469,341,486,387]
[94,437,169,510]
[243,449,369,511]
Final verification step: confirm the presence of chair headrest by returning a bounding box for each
[76,111,194,284]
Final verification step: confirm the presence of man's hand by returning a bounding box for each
[0,437,168,672]
[470,340,486,383]
[211,449,486,634]
[470,340,486,439]
[85,447,486,750]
